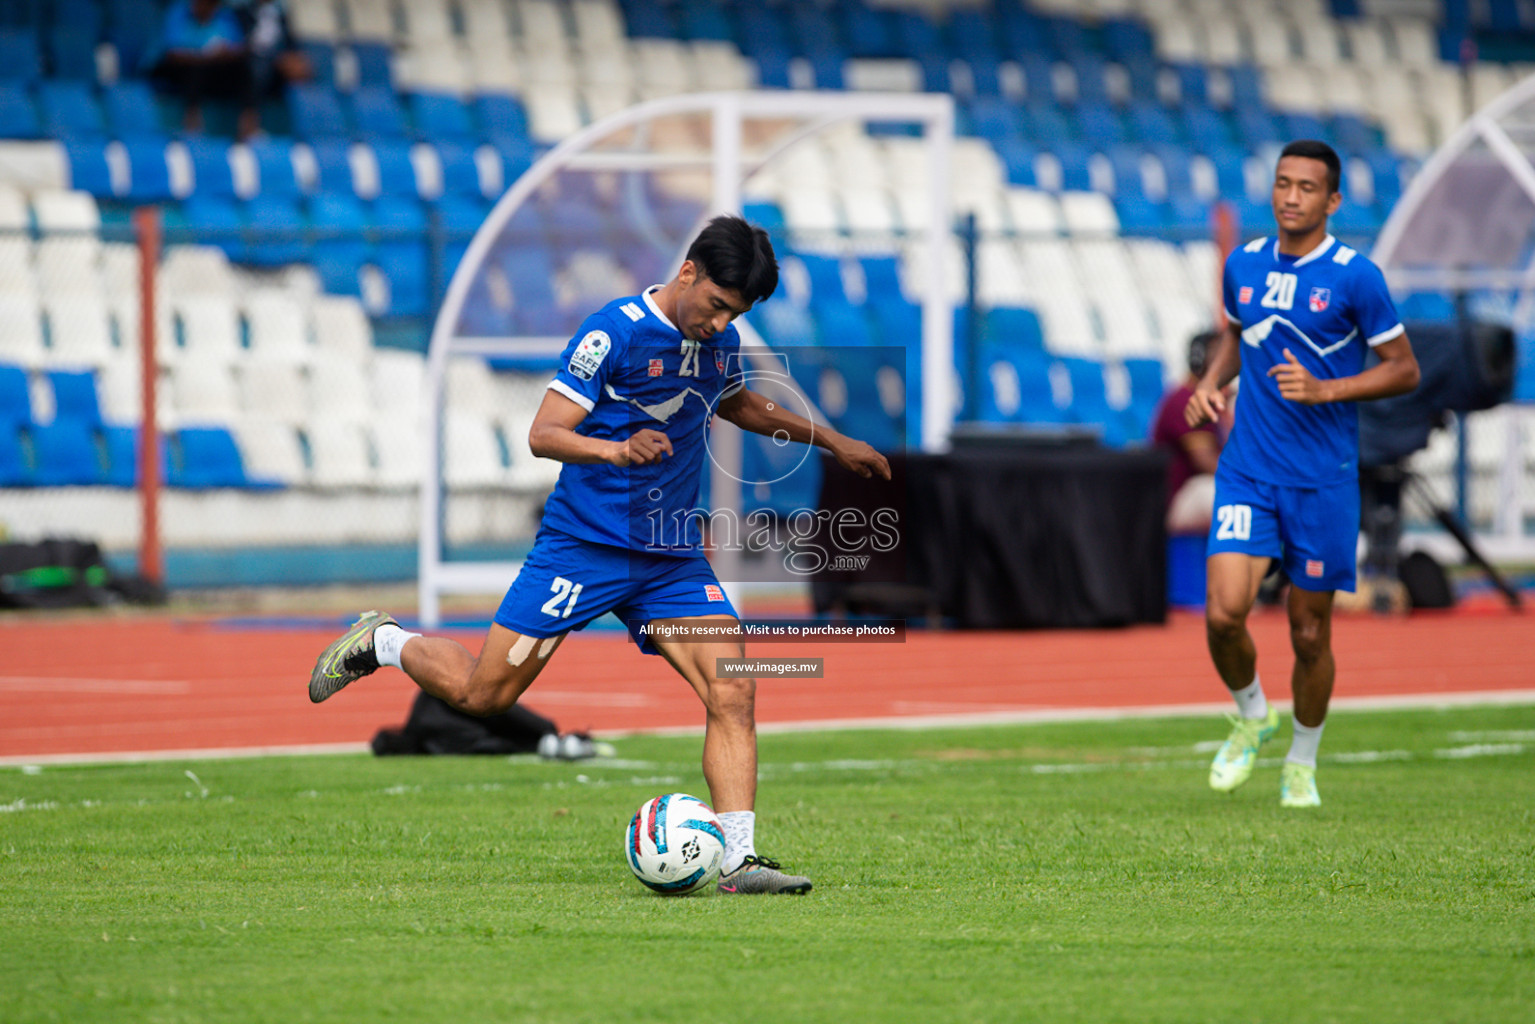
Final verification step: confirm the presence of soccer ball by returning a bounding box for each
[624,793,725,896]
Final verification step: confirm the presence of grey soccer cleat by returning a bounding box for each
[309,610,397,703]
[715,855,813,895]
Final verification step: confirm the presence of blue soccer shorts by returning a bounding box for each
[1206,464,1360,593]
[494,528,740,654]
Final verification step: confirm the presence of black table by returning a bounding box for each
[812,445,1168,629]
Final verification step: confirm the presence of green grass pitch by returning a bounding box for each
[3,705,1532,1023]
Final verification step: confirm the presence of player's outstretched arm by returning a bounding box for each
[1266,333,1419,406]
[528,390,673,467]
[717,388,891,480]
[1186,321,1243,428]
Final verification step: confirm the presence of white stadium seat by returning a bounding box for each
[444,409,506,487]
[172,295,243,364]
[307,351,375,426]
[1059,191,1120,235]
[244,290,313,365]
[45,295,116,367]
[310,295,373,360]
[169,358,239,426]
[305,416,375,488]
[232,416,307,485]
[238,361,308,425]
[371,349,426,424]
[0,293,46,368]
[369,414,425,488]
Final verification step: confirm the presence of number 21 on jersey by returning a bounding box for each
[1260,272,1297,310]
[541,576,583,618]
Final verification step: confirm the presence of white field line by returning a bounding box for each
[3,689,1534,767]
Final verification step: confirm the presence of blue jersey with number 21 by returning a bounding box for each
[1221,234,1404,488]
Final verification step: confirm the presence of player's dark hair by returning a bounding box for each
[1188,329,1219,377]
[1280,139,1341,194]
[685,215,779,306]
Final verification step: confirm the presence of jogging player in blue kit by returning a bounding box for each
[309,216,890,893]
[1187,141,1419,808]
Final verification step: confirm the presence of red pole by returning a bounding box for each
[134,206,162,587]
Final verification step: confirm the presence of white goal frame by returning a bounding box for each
[418,90,956,627]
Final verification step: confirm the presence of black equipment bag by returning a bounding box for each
[371,692,558,755]
[1398,550,1456,610]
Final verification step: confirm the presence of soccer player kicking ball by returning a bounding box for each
[1186,141,1419,808]
[310,215,890,892]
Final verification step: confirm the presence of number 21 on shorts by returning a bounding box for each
[1215,504,1252,541]
[541,576,584,618]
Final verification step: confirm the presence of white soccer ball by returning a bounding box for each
[624,793,725,896]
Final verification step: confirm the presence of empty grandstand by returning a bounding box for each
[0,0,1532,587]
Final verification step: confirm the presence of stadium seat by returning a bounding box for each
[47,368,104,426]
[47,25,98,82]
[369,140,419,197]
[64,142,113,196]
[308,192,371,296]
[352,86,408,140]
[30,418,103,485]
[476,92,530,143]
[0,361,32,428]
[0,83,38,137]
[183,139,237,199]
[45,296,116,367]
[243,195,306,266]
[104,82,163,141]
[304,415,373,488]
[122,139,172,201]
[0,297,46,368]
[171,425,248,488]
[0,28,42,84]
[411,92,474,143]
[38,81,105,141]
[250,139,302,197]
[106,0,159,75]
[352,42,394,89]
[245,290,312,365]
[0,421,25,485]
[288,83,350,140]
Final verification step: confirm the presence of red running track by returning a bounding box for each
[1,608,1531,761]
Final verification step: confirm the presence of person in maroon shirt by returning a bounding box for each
[1151,330,1226,533]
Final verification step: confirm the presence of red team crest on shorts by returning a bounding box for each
[648,358,664,377]
[704,584,724,601]
[1309,288,1331,312]
[1305,559,1324,578]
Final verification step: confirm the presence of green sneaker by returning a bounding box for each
[309,610,396,703]
[715,856,812,895]
[1208,705,1280,792]
[1280,762,1321,808]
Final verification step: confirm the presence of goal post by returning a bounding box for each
[418,90,955,627]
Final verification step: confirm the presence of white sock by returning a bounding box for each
[1286,719,1326,768]
[373,624,419,669]
[1229,676,1269,719]
[718,810,755,875]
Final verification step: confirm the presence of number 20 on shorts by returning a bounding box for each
[1215,504,1252,541]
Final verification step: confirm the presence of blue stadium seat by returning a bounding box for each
[1044,15,1090,57]
[813,301,874,348]
[966,96,1021,143]
[1103,19,1155,63]
[371,140,418,197]
[411,92,474,143]
[1050,141,1094,191]
[798,254,845,304]
[790,4,842,57]
[250,139,300,197]
[351,86,407,139]
[743,200,786,235]
[1128,102,1181,146]
[1072,54,1111,107]
[64,141,112,195]
[1398,292,1456,323]
[948,9,997,61]
[433,142,482,198]
[102,424,137,486]
[0,363,32,430]
[965,54,1002,97]
[1115,194,1167,235]
[476,93,530,143]
[47,369,103,426]
[0,423,28,485]
[1153,145,1195,200]
[1183,106,1234,150]
[1017,52,1055,104]
[1106,146,1146,198]
[373,196,431,316]
[997,6,1045,54]
[300,42,336,90]
[106,0,158,76]
[53,0,106,37]
[172,426,247,488]
[493,134,535,188]
[308,192,370,296]
[1235,108,1280,147]
[288,83,348,139]
[892,10,942,57]
[104,81,162,139]
[843,3,895,58]
[1124,357,1167,411]
[735,6,791,56]
[754,297,817,348]
[243,195,306,265]
[861,257,904,303]
[0,28,41,84]
[1367,151,1403,206]
[351,42,393,89]
[0,83,38,137]
[1209,146,1249,201]
[994,136,1037,187]
[31,419,103,486]
[309,140,355,196]
[623,0,675,39]
[38,80,106,140]
[869,296,920,348]
[1170,64,1208,108]
[1021,102,1074,144]
[179,196,243,260]
[677,0,732,43]
[123,138,171,200]
[811,52,846,90]
[754,48,793,90]
[184,138,236,198]
[741,427,823,518]
[46,26,97,81]
[825,350,906,453]
[983,307,1045,355]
